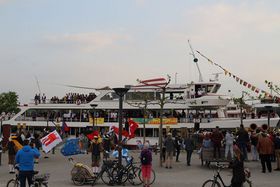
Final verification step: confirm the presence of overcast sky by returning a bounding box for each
[0,0,280,103]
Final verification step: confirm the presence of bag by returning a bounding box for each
[141,150,151,165]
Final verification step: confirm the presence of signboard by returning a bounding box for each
[89,117,104,125]
[131,118,178,125]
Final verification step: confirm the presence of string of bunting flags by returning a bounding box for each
[196,50,278,100]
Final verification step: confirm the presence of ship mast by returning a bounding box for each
[188,40,203,82]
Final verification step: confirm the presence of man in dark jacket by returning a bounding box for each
[184,134,194,166]
[211,126,224,159]
[16,139,40,187]
[236,124,250,160]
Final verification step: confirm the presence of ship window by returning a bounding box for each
[126,92,154,101]
[207,85,214,93]
[101,92,118,100]
[212,84,221,93]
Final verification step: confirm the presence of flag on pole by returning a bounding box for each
[128,119,139,139]
[41,130,62,153]
[62,121,70,133]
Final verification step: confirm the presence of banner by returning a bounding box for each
[131,118,178,125]
[89,117,104,125]
[41,130,62,153]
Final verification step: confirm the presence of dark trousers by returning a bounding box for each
[186,150,193,165]
[260,154,272,172]
[238,142,248,160]
[162,148,166,162]
[0,152,2,165]
[176,148,180,161]
[231,182,243,187]
[19,171,33,187]
[213,143,221,158]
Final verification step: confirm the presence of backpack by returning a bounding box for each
[141,150,151,165]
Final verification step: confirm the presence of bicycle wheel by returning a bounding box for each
[138,168,156,185]
[101,169,114,185]
[111,166,128,185]
[6,179,20,187]
[202,179,221,187]
[72,173,86,186]
[127,166,142,186]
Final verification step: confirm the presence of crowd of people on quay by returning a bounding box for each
[34,92,97,105]
[1,123,280,187]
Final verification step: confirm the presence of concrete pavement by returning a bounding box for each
[0,150,279,187]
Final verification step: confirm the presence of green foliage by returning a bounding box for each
[0,91,20,114]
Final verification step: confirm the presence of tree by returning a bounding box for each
[133,76,171,167]
[0,91,20,114]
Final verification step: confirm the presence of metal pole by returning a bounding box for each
[113,88,129,170]
[118,95,123,168]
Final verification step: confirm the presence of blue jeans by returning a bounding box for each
[19,171,33,187]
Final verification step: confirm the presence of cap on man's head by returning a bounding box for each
[167,132,172,136]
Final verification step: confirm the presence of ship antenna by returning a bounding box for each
[188,39,203,82]
[34,75,42,95]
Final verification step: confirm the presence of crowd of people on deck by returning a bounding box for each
[34,92,97,105]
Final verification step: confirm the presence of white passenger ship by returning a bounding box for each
[2,80,279,145]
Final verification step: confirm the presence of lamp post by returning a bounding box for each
[90,104,98,129]
[113,87,129,169]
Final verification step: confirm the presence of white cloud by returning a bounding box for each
[45,32,133,52]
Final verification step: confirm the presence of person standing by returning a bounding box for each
[140,142,152,187]
[6,136,18,173]
[88,135,103,174]
[164,133,175,169]
[273,133,280,171]
[211,126,224,159]
[225,130,234,160]
[184,134,194,166]
[175,136,182,162]
[231,147,245,187]
[250,131,259,161]
[236,124,250,160]
[257,132,274,173]
[16,139,40,187]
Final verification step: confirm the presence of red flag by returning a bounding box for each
[128,119,139,139]
[87,130,99,140]
[62,121,70,132]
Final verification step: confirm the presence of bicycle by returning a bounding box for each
[109,156,156,186]
[202,162,252,187]
[6,167,50,187]
[110,156,142,185]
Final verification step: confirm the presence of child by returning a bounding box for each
[140,142,152,187]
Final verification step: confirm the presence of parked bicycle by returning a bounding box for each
[6,167,50,187]
[202,162,252,187]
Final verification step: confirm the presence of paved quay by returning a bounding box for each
[0,150,279,187]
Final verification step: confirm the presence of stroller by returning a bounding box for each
[69,158,96,186]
